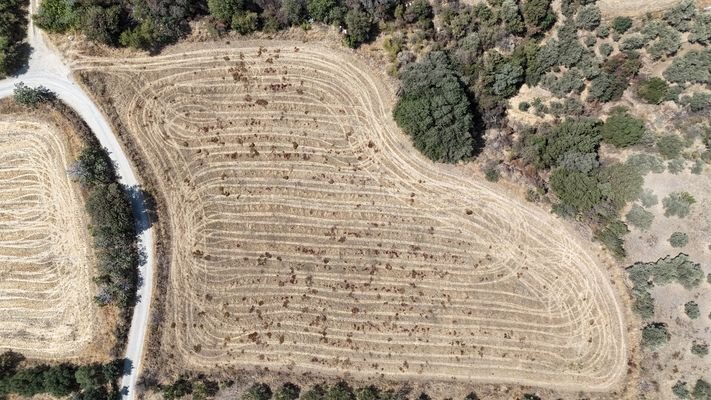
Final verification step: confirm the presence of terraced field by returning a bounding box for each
[75,41,627,391]
[0,116,96,358]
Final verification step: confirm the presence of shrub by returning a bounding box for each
[558,152,599,174]
[596,24,609,38]
[664,0,696,31]
[669,231,689,247]
[680,92,711,112]
[528,119,602,169]
[518,101,530,111]
[231,12,259,35]
[327,381,355,400]
[301,385,327,400]
[685,301,700,319]
[642,323,669,349]
[690,13,711,44]
[558,23,585,67]
[619,34,645,51]
[208,0,244,22]
[599,42,613,57]
[691,159,705,174]
[393,52,476,163]
[639,189,658,207]
[602,111,645,147]
[274,383,301,400]
[541,69,585,97]
[575,4,601,30]
[601,162,644,209]
[693,379,711,399]
[588,73,624,102]
[483,166,499,182]
[612,16,632,33]
[673,381,690,399]
[637,77,669,104]
[550,168,602,212]
[307,0,340,23]
[13,82,56,106]
[663,191,696,218]
[594,219,629,259]
[656,135,685,159]
[243,383,273,400]
[691,342,709,357]
[664,49,711,84]
[626,204,654,230]
[627,153,665,175]
[667,158,686,174]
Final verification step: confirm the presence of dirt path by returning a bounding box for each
[73,41,629,393]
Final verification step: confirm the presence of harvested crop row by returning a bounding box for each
[75,41,626,391]
[0,116,96,359]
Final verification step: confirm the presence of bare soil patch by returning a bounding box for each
[74,41,627,393]
[0,101,114,361]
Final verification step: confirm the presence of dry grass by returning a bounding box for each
[75,41,627,392]
[598,0,708,17]
[0,103,110,361]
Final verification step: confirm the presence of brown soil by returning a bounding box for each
[0,100,115,362]
[72,40,628,394]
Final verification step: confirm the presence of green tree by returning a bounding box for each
[232,11,259,34]
[393,51,476,163]
[522,0,555,32]
[34,0,78,33]
[274,383,301,400]
[80,5,121,45]
[529,119,601,169]
[602,110,645,147]
[326,381,355,400]
[13,82,56,106]
[575,4,601,30]
[208,0,245,22]
[612,16,632,33]
[637,77,669,104]
[42,364,79,397]
[243,383,273,400]
[344,9,372,48]
[75,363,106,390]
[307,0,340,23]
[550,168,602,212]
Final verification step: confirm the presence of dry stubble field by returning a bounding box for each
[75,41,627,392]
[0,108,99,359]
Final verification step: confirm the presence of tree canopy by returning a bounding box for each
[393,51,477,163]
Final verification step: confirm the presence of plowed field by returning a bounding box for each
[0,115,96,359]
[75,41,627,391]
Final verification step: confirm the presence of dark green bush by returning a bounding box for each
[612,16,632,33]
[274,383,301,400]
[602,110,645,147]
[691,342,709,357]
[685,300,700,319]
[656,135,685,159]
[327,381,355,400]
[13,83,56,107]
[0,0,29,77]
[693,379,711,399]
[522,0,555,32]
[637,77,669,104]
[673,381,689,399]
[550,168,602,212]
[393,52,476,163]
[528,119,601,169]
[344,9,372,48]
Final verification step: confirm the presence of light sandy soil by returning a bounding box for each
[0,107,108,360]
[73,40,628,394]
[624,170,711,399]
[600,0,711,17]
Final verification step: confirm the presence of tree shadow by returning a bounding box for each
[126,185,159,235]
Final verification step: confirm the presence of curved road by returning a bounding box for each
[0,3,154,399]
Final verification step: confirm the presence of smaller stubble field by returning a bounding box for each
[0,111,98,359]
[76,41,627,392]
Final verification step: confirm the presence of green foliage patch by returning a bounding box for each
[602,110,645,147]
[663,191,696,218]
[626,204,654,230]
[642,322,669,349]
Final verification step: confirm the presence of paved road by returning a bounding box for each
[0,3,155,399]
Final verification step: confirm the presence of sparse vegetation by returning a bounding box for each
[691,342,709,357]
[657,135,685,159]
